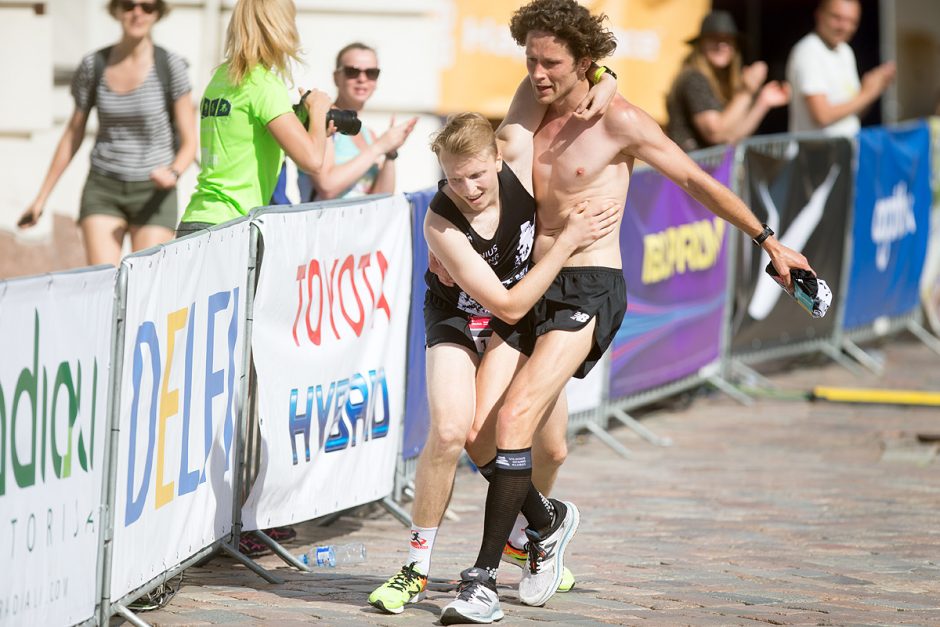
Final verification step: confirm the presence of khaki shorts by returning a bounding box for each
[79,169,178,230]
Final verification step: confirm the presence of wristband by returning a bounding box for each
[385,150,398,161]
[591,65,617,85]
[753,223,774,247]
[169,167,181,180]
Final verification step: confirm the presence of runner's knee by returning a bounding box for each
[536,439,567,468]
[426,423,470,460]
[496,399,534,440]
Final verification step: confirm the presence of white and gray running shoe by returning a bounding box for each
[440,567,503,625]
[518,499,580,607]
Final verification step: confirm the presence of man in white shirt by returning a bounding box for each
[786,0,895,136]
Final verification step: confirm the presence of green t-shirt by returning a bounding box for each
[182,64,292,224]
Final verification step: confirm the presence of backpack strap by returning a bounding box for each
[87,45,179,149]
[87,45,113,113]
[153,45,175,127]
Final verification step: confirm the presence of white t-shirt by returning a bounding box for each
[786,32,861,136]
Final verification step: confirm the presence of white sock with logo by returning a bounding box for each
[509,513,529,549]
[407,525,437,576]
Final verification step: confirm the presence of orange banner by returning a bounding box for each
[438,0,710,123]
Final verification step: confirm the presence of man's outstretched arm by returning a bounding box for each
[613,101,813,287]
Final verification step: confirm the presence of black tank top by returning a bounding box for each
[425,163,536,316]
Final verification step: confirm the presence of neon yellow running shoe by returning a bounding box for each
[558,565,576,592]
[368,562,427,614]
[501,542,575,592]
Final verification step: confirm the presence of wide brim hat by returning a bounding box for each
[686,10,742,46]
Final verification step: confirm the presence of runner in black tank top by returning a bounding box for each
[369,112,618,617]
[424,163,535,355]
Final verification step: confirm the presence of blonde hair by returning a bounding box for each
[675,41,743,105]
[431,113,497,159]
[224,0,302,86]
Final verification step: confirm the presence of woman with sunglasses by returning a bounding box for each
[18,0,196,265]
[177,0,332,236]
[297,42,418,202]
[665,10,790,152]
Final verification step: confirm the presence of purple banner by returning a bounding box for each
[609,149,732,399]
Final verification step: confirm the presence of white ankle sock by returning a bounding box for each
[407,525,437,575]
[508,513,529,548]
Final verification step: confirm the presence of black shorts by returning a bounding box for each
[424,292,494,357]
[493,266,626,378]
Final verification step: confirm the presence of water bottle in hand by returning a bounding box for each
[299,543,367,568]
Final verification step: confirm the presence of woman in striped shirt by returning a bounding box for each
[19,0,196,266]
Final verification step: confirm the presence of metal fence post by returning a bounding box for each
[97,264,128,626]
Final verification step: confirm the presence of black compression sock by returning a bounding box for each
[478,458,497,481]
[474,448,533,572]
[478,456,554,535]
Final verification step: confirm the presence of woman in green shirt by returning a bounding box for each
[178,0,332,235]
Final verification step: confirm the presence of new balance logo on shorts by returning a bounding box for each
[570,312,590,323]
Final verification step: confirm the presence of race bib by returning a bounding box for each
[468,315,493,354]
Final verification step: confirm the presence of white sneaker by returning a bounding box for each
[518,499,580,607]
[440,567,503,625]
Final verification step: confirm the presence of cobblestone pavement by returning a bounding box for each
[117,339,940,626]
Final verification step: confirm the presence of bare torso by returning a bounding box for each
[532,96,632,267]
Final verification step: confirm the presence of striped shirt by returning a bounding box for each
[72,48,191,182]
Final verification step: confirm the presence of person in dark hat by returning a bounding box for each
[665,10,789,152]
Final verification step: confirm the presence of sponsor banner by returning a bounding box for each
[609,149,732,399]
[110,223,249,599]
[731,138,852,353]
[438,0,708,122]
[402,189,436,460]
[843,122,931,329]
[0,267,115,626]
[923,117,940,334]
[242,196,412,529]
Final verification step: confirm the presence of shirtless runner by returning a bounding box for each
[440,1,814,623]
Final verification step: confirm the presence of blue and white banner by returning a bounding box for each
[402,188,435,461]
[242,195,411,530]
[110,223,249,599]
[0,267,115,627]
[843,122,932,329]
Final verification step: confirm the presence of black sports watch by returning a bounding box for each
[753,224,774,247]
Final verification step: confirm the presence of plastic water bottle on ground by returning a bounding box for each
[298,543,367,568]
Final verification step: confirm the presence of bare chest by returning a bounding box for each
[532,115,624,197]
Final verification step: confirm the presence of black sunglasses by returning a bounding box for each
[340,65,381,81]
[120,1,158,14]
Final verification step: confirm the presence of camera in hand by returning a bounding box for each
[327,109,361,135]
[293,91,361,135]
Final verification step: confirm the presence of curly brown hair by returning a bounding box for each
[509,0,617,62]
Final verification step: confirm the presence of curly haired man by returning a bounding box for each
[440,1,814,623]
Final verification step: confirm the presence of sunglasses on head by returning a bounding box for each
[340,66,381,81]
[120,1,158,14]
